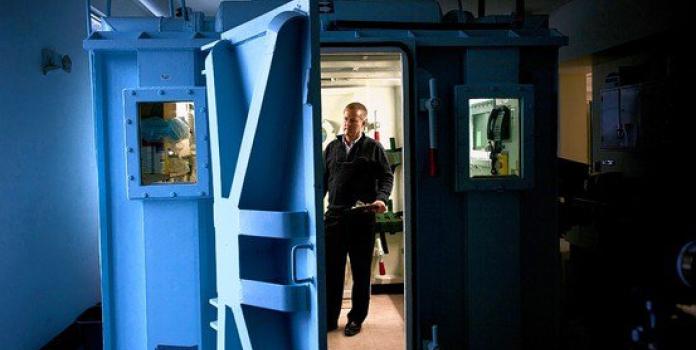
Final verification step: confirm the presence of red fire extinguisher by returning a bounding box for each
[373,110,381,143]
[376,238,386,276]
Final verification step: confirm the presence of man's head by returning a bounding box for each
[343,102,367,142]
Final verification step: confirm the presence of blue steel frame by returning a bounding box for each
[87,49,115,349]
[84,2,217,349]
[81,0,565,346]
[454,84,535,191]
[122,87,211,199]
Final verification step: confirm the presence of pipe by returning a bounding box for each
[180,0,188,21]
[132,0,169,17]
[106,0,111,16]
[426,325,440,350]
[478,0,485,18]
[426,78,439,177]
[169,0,174,17]
[515,0,525,24]
[85,0,92,35]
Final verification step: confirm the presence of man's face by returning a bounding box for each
[343,109,365,140]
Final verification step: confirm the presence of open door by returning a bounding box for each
[203,1,323,349]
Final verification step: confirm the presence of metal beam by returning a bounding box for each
[130,0,169,16]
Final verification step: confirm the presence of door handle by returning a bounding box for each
[291,243,314,284]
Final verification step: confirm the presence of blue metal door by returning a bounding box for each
[203,1,323,349]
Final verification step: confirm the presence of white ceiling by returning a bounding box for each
[321,53,403,87]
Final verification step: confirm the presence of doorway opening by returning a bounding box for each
[320,48,409,350]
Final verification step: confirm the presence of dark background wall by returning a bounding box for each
[550,0,682,62]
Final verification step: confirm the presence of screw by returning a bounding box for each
[127,147,134,153]
[129,175,135,181]
[203,135,209,141]
[126,119,133,125]
[188,89,194,95]
[170,192,177,198]
[143,193,149,198]
[158,90,165,95]
[201,107,207,113]
[130,90,136,96]
[200,191,206,196]
[204,162,210,169]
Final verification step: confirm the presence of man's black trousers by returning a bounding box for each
[325,210,376,327]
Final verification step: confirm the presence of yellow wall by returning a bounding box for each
[558,60,591,164]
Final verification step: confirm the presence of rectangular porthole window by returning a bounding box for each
[138,101,197,185]
[123,87,210,199]
[468,98,520,178]
[455,85,534,191]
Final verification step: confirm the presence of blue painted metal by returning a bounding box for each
[203,1,323,349]
[460,47,525,349]
[319,28,566,46]
[180,0,189,21]
[86,0,92,35]
[86,47,115,349]
[677,240,696,288]
[84,0,567,348]
[318,11,567,350]
[84,8,218,350]
[214,1,288,32]
[318,0,441,27]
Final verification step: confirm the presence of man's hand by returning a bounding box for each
[677,304,696,318]
[370,200,387,213]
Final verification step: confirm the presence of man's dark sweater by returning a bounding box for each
[323,133,394,211]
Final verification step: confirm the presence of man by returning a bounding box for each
[323,102,394,336]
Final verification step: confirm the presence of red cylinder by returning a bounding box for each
[428,148,437,177]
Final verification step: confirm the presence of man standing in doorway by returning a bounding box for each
[323,102,394,336]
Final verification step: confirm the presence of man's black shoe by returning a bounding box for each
[344,320,361,336]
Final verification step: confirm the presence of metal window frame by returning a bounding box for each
[122,86,210,199]
[455,84,535,191]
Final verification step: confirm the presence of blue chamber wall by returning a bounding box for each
[0,2,99,349]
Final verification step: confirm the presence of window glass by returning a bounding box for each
[469,98,521,178]
[138,101,197,185]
